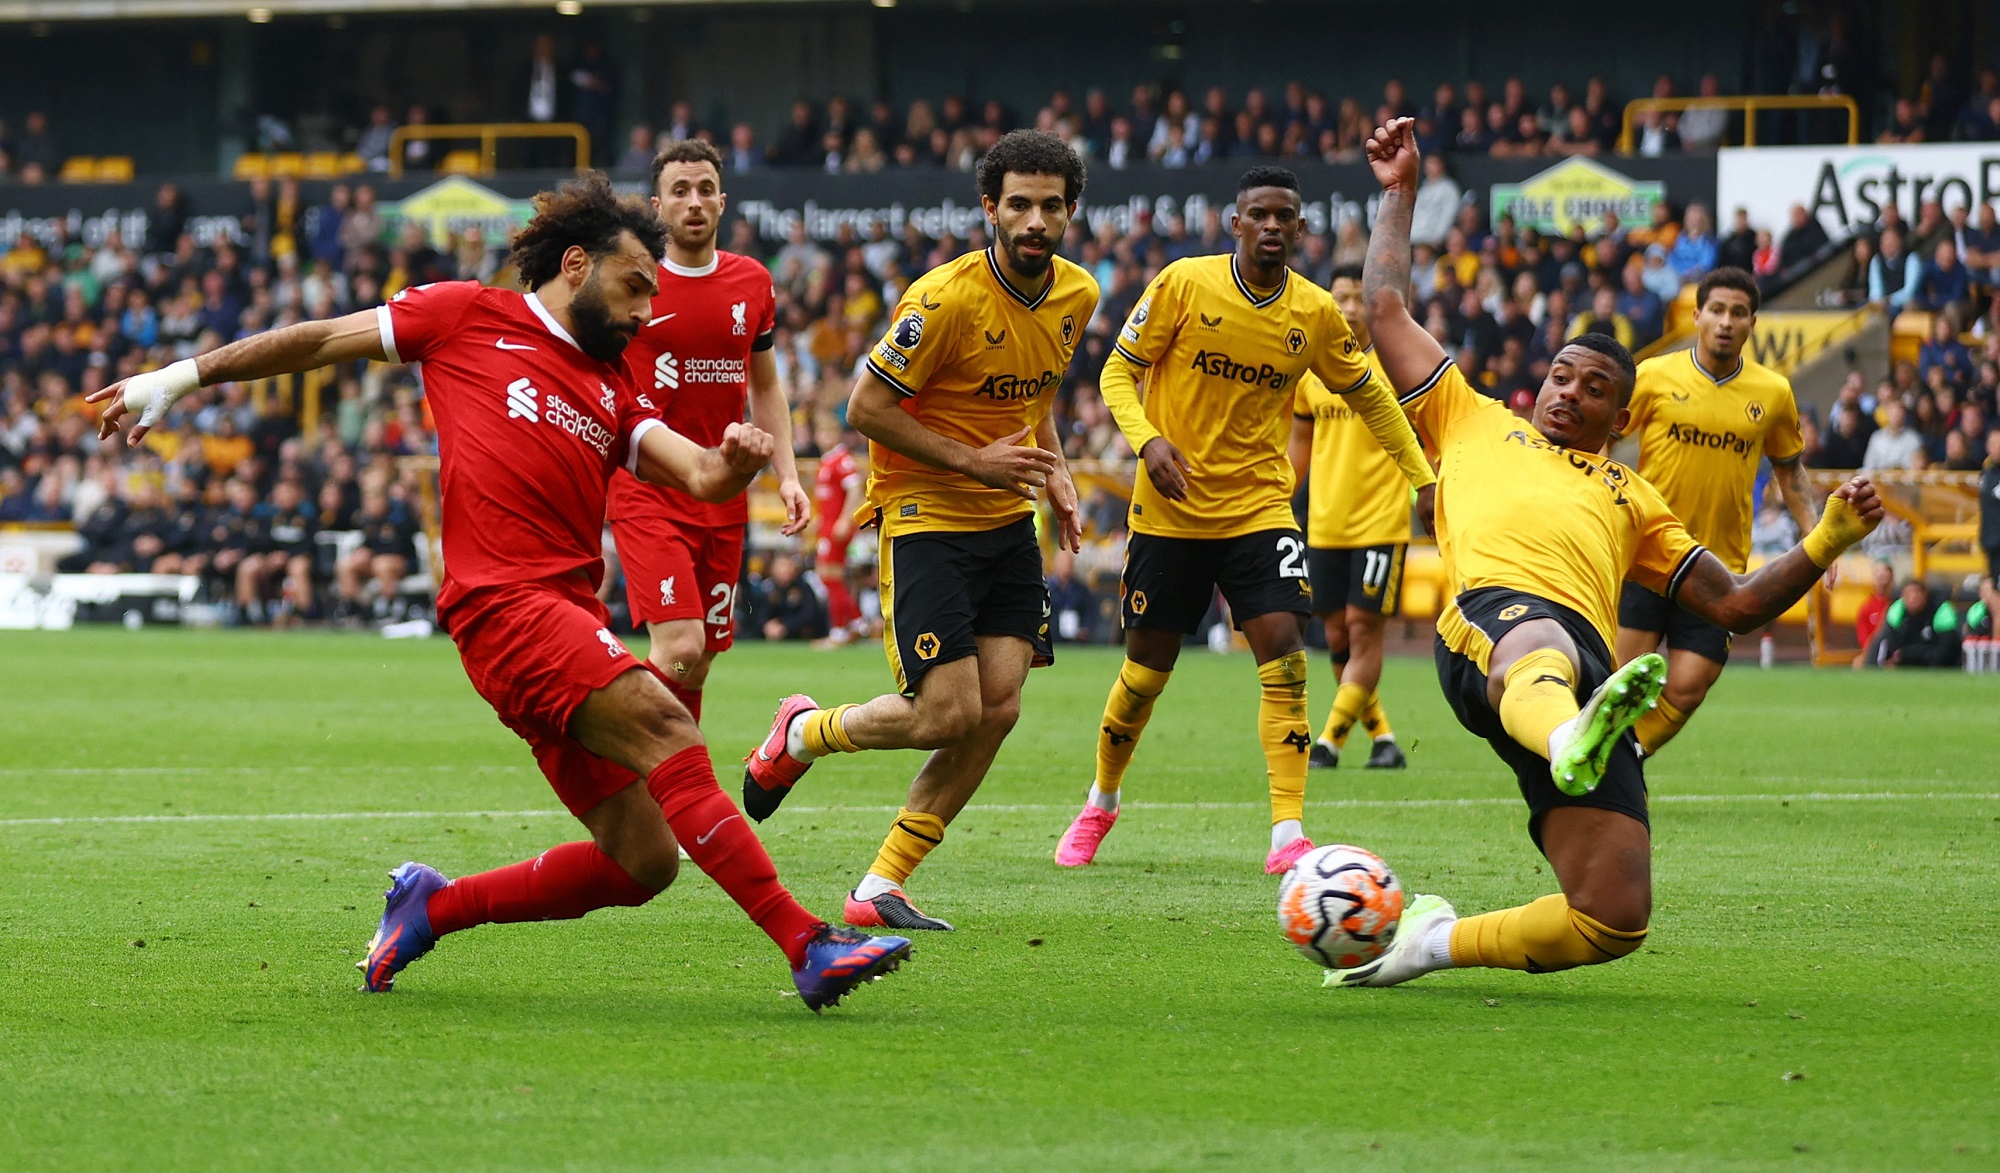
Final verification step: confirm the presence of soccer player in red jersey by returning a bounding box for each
[91,175,909,1011]
[607,141,808,720]
[811,417,867,641]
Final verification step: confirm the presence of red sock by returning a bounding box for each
[646,746,822,966]
[425,841,655,936]
[821,574,859,630]
[665,681,702,724]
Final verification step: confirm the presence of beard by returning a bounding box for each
[996,222,1054,279]
[669,216,717,254]
[569,274,638,362]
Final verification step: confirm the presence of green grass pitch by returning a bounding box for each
[3,629,1995,1169]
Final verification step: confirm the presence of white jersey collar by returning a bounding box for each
[524,290,583,353]
[662,253,720,278]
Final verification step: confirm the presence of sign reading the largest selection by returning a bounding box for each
[1717,144,2000,237]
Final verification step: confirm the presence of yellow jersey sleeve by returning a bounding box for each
[1624,472,1708,601]
[1112,266,1184,369]
[1397,359,1487,453]
[1765,385,1805,463]
[866,282,961,397]
[1305,301,1373,394]
[1622,378,1654,444]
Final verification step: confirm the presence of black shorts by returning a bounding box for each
[1434,586,1649,850]
[1121,528,1312,634]
[1617,580,1731,664]
[1307,543,1406,616]
[880,517,1051,698]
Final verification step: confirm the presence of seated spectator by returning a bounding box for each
[1964,202,2000,285]
[1047,548,1094,642]
[727,123,760,173]
[1854,559,1895,665]
[338,486,417,623]
[1876,578,1962,667]
[612,125,655,178]
[1615,264,1664,346]
[1918,314,1973,386]
[1565,286,1635,350]
[1634,108,1679,156]
[749,553,828,641]
[1867,227,1921,316]
[1966,576,1997,639]
[355,105,397,173]
[1876,98,1927,144]
[1776,203,1829,274]
[1677,74,1729,151]
[1409,154,1461,250]
[1862,399,1923,470]
[1718,207,1758,272]
[1912,240,1971,317]
[240,479,317,626]
[1667,203,1717,283]
[1943,429,1981,471]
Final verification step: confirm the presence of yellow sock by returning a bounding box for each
[1258,650,1310,824]
[1497,648,1579,761]
[1633,696,1689,755]
[867,808,946,887]
[1448,893,1648,971]
[801,703,861,756]
[1318,681,1370,749]
[1095,659,1171,793]
[1360,692,1393,741]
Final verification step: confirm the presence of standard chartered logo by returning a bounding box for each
[655,352,680,391]
[506,377,540,421]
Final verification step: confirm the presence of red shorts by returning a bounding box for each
[443,574,665,818]
[612,514,743,652]
[815,533,851,568]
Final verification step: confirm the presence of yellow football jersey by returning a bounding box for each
[1293,347,1416,548]
[1403,360,1705,665]
[1109,254,1401,539]
[863,247,1099,538]
[1625,349,1803,572]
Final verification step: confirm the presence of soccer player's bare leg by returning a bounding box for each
[644,616,715,723]
[428,667,825,967]
[1615,626,1723,756]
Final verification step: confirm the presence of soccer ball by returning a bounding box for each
[1277,844,1405,969]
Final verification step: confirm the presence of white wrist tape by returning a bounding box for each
[122,359,203,430]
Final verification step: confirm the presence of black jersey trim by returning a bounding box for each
[751,330,775,353]
[1665,545,1708,602]
[1689,349,1742,387]
[1399,357,1454,405]
[1229,255,1287,308]
[985,247,1054,310]
[1111,341,1152,367]
[865,357,918,397]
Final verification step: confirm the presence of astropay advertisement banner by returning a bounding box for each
[1717,143,2000,237]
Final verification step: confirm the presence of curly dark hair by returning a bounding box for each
[1562,330,1639,405]
[508,172,667,290]
[649,138,725,191]
[1237,165,1299,194]
[1696,265,1761,314]
[975,129,1086,205]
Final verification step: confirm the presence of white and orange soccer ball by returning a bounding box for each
[1277,844,1405,969]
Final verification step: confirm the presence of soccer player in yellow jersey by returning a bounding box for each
[1289,264,1429,772]
[1052,166,1436,875]
[1330,118,1882,988]
[1614,266,1821,755]
[740,131,1097,932]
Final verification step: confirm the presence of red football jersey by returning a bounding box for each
[606,250,777,528]
[377,281,664,613]
[814,441,861,538]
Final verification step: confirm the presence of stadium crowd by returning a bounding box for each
[3,139,1998,633]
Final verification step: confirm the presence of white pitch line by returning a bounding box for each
[1,791,1993,829]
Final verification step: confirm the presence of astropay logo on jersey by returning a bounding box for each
[653,350,744,391]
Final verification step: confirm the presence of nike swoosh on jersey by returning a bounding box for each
[494,338,537,350]
[695,814,741,845]
[648,313,677,326]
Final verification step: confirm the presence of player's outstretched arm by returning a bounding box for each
[847,367,1056,499]
[1676,476,1884,633]
[634,419,775,502]
[89,309,389,446]
[1360,117,1449,394]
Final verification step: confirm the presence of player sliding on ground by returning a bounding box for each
[1332,119,1883,988]
[740,131,1097,932]
[1614,266,1822,755]
[90,175,910,1011]
[606,139,810,724]
[1290,265,1427,774]
[1052,167,1435,874]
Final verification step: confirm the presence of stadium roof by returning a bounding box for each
[0,0,826,20]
